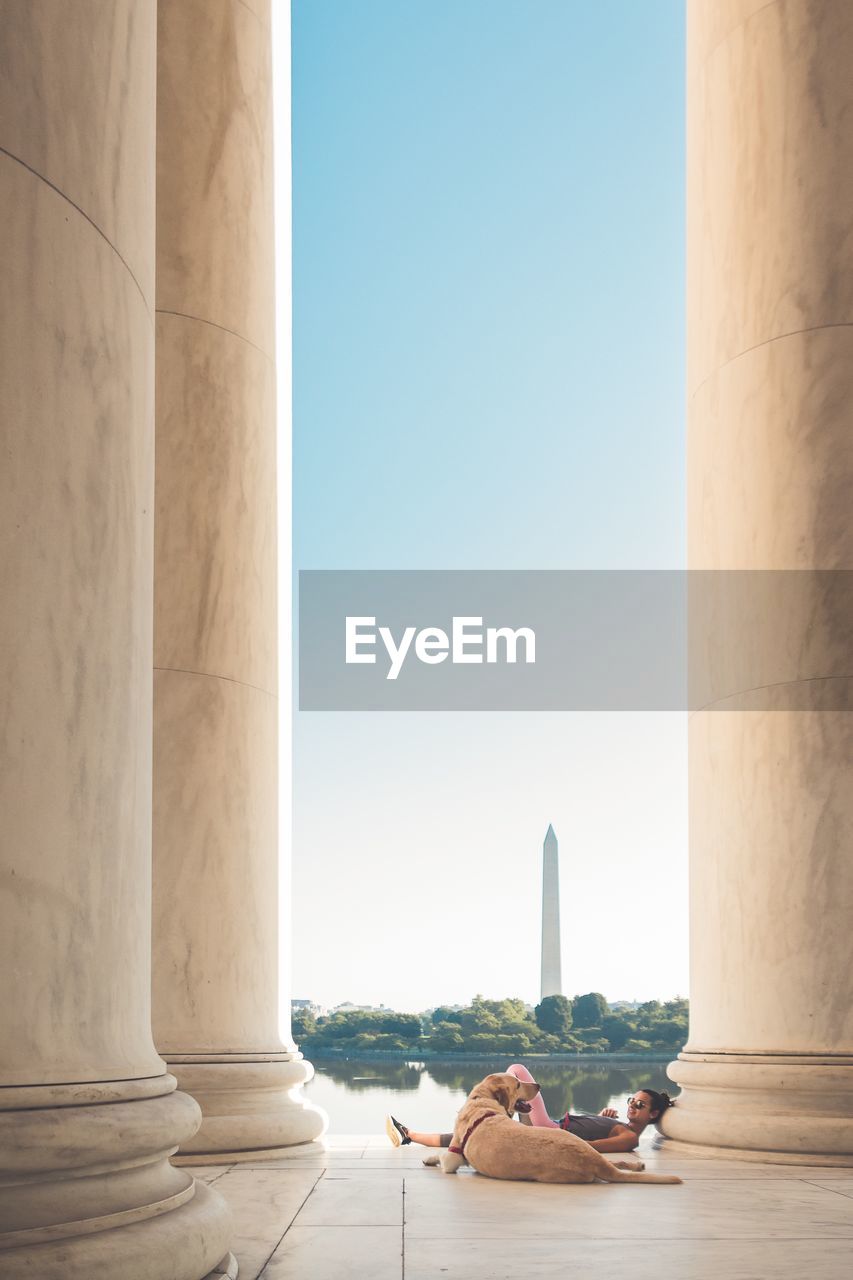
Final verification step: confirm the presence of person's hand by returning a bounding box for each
[599,1108,618,1118]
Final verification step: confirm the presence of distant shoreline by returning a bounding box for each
[307,1050,674,1064]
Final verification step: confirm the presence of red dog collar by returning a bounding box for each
[448,1111,499,1156]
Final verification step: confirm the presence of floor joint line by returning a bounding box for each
[256,1171,324,1278]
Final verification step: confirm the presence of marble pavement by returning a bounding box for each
[185,1131,853,1279]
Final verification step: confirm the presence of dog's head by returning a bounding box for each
[469,1072,541,1118]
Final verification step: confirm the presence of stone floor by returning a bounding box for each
[185,1134,853,1279]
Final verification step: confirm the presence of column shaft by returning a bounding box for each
[0,3,234,1273]
[664,0,853,1162]
[152,0,324,1156]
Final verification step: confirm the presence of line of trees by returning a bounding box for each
[292,993,688,1055]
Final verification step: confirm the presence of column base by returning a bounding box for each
[0,1078,234,1279]
[655,1136,853,1166]
[166,1054,328,1159]
[177,1143,323,1166]
[205,1251,238,1278]
[663,1051,853,1165]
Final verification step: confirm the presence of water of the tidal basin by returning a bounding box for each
[303,1056,674,1133]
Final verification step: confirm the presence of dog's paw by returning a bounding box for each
[612,1159,644,1172]
[422,1155,440,1167]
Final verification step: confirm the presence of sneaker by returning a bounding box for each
[385,1114,411,1147]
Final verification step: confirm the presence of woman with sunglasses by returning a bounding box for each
[386,1062,673,1155]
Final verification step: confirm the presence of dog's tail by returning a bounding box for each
[598,1165,682,1185]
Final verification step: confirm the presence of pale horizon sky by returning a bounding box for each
[283,0,687,1014]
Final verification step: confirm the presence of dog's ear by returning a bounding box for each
[492,1085,510,1113]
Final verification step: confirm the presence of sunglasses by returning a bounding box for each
[627,1096,648,1110]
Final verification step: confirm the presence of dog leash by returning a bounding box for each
[448,1112,499,1157]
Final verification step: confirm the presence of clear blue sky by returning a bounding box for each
[290,0,687,1011]
[293,0,684,572]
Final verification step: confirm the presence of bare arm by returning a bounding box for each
[586,1126,639,1153]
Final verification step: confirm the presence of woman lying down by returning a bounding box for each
[385,1062,673,1155]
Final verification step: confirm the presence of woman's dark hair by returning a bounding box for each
[638,1088,672,1119]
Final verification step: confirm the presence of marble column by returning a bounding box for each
[664,0,853,1162]
[152,0,325,1158]
[0,3,235,1275]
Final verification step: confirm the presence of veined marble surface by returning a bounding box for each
[688,0,853,393]
[187,1131,853,1279]
[156,0,275,355]
[154,312,276,693]
[0,0,156,299]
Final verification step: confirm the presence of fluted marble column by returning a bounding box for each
[152,0,325,1157]
[664,0,853,1162]
[0,3,234,1275]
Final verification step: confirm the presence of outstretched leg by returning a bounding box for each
[505,1062,559,1129]
[386,1114,452,1148]
[388,1060,557,1150]
[408,1129,452,1148]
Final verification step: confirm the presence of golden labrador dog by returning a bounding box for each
[424,1073,681,1185]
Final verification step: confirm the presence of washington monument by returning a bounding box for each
[540,824,563,999]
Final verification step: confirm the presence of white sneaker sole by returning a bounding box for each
[385,1115,403,1148]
